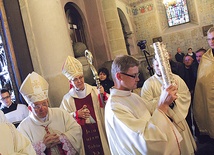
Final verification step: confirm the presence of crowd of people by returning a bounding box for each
[0,26,213,154]
[170,46,207,139]
[169,27,214,154]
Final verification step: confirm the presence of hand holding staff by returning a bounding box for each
[85,50,105,107]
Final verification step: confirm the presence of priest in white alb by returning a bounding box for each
[105,55,183,155]
[18,72,82,155]
[141,58,196,154]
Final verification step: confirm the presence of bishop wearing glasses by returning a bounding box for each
[60,56,110,155]
[18,72,82,155]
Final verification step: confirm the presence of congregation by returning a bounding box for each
[0,26,214,155]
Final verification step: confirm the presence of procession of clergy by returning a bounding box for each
[0,27,213,155]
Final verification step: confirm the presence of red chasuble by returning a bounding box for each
[74,94,104,155]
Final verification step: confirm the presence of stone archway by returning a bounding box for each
[117,8,132,55]
[64,2,87,46]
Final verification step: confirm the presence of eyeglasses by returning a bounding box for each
[31,102,48,110]
[120,72,140,79]
[0,95,10,100]
[207,37,214,41]
[72,76,84,82]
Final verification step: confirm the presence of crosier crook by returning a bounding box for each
[85,50,105,107]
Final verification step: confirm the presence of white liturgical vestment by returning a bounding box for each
[18,108,82,154]
[0,122,36,155]
[105,88,183,155]
[2,103,29,127]
[141,73,196,155]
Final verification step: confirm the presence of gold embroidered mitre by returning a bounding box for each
[62,56,83,80]
[19,72,49,104]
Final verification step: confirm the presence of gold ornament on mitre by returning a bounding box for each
[19,72,49,104]
[62,56,83,80]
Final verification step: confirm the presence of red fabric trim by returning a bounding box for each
[75,110,86,125]
[103,92,108,101]
[75,111,81,124]
[70,83,73,89]
[98,92,108,108]
[98,94,103,108]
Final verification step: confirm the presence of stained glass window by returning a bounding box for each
[163,0,190,27]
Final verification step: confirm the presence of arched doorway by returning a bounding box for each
[117,8,132,55]
[64,2,95,85]
[64,2,87,45]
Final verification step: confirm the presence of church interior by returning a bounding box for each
[0,0,213,107]
[1,0,214,107]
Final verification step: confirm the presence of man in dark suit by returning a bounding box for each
[175,47,185,63]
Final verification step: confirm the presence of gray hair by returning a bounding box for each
[111,55,140,81]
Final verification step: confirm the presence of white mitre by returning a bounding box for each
[62,56,83,80]
[19,72,49,104]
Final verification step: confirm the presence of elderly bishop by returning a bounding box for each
[18,72,82,155]
[60,56,110,155]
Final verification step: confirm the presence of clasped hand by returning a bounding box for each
[43,133,61,148]
[78,105,91,119]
